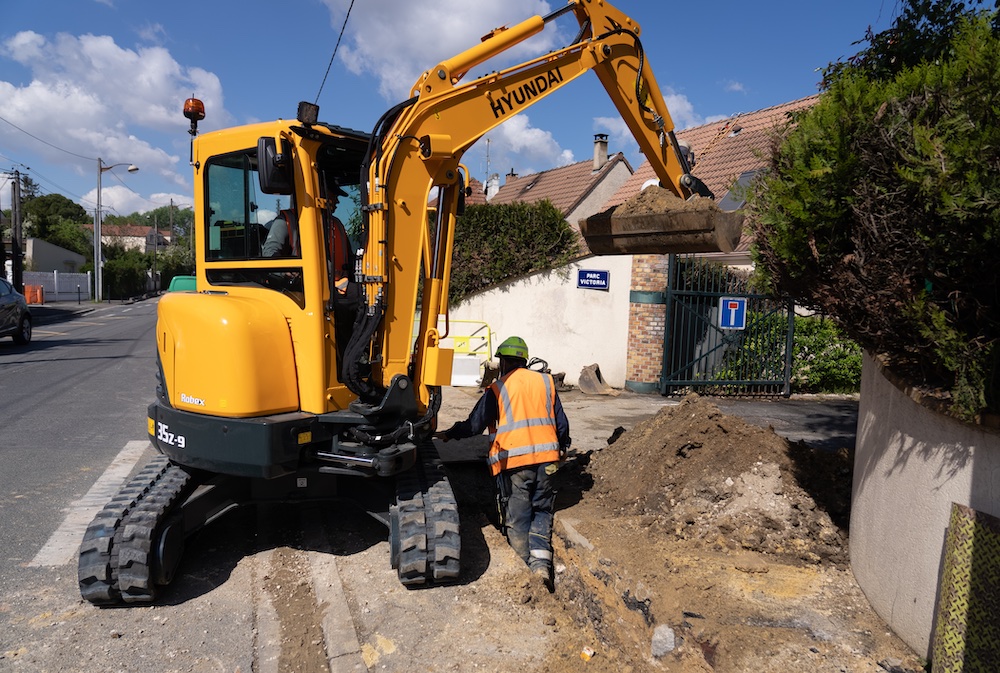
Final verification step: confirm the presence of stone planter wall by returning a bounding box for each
[850,353,1000,657]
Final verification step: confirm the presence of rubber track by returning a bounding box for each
[78,455,172,605]
[117,463,194,603]
[395,442,461,586]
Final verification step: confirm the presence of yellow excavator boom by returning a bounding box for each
[360,0,743,402]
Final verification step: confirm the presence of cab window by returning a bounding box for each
[204,150,295,261]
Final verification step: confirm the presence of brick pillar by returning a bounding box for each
[625,254,669,393]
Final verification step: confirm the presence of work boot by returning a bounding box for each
[531,563,554,593]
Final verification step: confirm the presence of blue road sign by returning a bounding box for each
[577,269,610,291]
[719,296,747,330]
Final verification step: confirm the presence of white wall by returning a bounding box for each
[26,238,86,273]
[851,353,1000,657]
[446,255,633,387]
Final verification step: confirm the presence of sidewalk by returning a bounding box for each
[29,301,97,326]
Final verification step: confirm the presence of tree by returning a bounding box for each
[822,0,999,86]
[47,219,94,260]
[18,175,40,202]
[23,193,89,239]
[102,244,149,300]
[155,243,195,289]
[749,7,1000,421]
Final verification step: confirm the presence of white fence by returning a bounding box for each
[23,270,93,303]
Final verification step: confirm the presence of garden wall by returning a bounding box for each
[850,353,1000,656]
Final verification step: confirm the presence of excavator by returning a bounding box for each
[78,0,743,604]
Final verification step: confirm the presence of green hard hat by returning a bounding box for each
[496,336,529,360]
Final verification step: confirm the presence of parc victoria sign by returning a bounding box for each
[577,269,610,291]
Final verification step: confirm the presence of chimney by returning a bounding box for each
[505,168,518,184]
[485,173,501,200]
[593,133,609,170]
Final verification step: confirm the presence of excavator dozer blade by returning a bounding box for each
[580,186,745,255]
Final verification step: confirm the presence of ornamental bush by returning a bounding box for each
[791,316,862,394]
[448,200,579,306]
[748,13,1000,420]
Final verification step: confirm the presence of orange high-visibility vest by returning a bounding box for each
[278,209,298,256]
[487,368,561,476]
[328,215,351,281]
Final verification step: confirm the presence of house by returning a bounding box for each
[86,223,171,253]
[484,134,634,230]
[23,238,87,273]
[446,97,818,389]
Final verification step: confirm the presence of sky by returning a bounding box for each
[0,0,898,221]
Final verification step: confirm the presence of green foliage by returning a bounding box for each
[823,0,998,86]
[46,219,93,259]
[155,244,195,290]
[103,244,149,299]
[448,200,579,306]
[791,316,862,394]
[24,193,89,239]
[711,308,791,386]
[749,12,1000,420]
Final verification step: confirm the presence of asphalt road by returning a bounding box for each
[0,301,158,589]
[0,301,268,672]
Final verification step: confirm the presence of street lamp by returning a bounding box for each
[94,158,139,302]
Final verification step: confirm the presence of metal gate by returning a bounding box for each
[661,254,794,396]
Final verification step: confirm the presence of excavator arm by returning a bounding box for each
[351,0,742,409]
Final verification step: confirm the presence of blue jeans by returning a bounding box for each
[500,463,555,571]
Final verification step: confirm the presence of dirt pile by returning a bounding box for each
[587,394,850,565]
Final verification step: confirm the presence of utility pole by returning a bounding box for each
[152,212,158,293]
[11,170,23,293]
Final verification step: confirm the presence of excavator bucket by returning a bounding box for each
[580,186,745,255]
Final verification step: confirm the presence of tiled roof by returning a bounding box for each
[465,177,487,206]
[488,152,633,215]
[86,223,171,239]
[602,95,818,253]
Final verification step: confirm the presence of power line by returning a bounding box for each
[315,0,356,104]
[0,113,95,162]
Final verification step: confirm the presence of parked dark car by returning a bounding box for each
[0,278,32,344]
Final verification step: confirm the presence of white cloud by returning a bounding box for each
[83,184,146,218]
[138,23,167,45]
[468,113,574,179]
[0,30,226,201]
[724,79,746,93]
[320,0,576,179]
[593,115,633,152]
[321,0,558,102]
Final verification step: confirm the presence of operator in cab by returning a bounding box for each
[435,337,571,592]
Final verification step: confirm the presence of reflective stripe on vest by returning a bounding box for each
[487,368,560,476]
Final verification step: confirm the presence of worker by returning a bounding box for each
[261,208,297,257]
[316,177,362,381]
[261,176,350,260]
[435,336,571,591]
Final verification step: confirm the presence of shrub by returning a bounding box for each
[791,316,862,394]
[748,13,1000,420]
[448,200,579,306]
